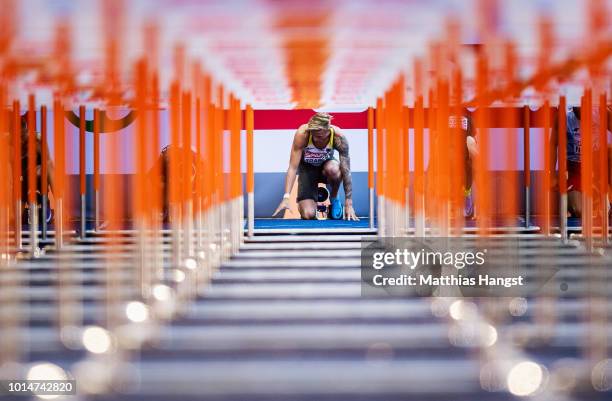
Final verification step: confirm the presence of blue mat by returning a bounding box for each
[249,216,533,230]
[251,218,373,229]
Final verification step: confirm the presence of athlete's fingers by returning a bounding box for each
[272,203,288,217]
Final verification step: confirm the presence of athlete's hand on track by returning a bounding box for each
[272,198,290,217]
[343,200,359,221]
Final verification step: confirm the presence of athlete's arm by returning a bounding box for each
[333,128,359,221]
[272,127,307,217]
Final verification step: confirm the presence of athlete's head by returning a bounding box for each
[307,112,332,139]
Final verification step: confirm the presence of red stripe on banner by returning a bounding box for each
[246,107,558,131]
[253,109,369,130]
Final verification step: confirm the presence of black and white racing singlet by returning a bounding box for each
[302,128,335,167]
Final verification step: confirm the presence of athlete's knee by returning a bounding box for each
[323,161,341,180]
[300,207,316,220]
[466,136,478,158]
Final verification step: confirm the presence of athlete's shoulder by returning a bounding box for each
[331,126,349,152]
[293,125,309,147]
[331,124,345,137]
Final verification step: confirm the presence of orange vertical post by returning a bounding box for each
[598,93,608,242]
[93,109,100,230]
[28,95,36,205]
[414,96,425,236]
[383,86,394,235]
[210,93,219,209]
[398,79,407,210]
[386,86,394,206]
[202,74,212,212]
[27,94,38,252]
[581,90,593,248]
[217,85,225,203]
[436,76,450,232]
[134,58,151,297]
[450,65,464,229]
[558,97,568,239]
[0,85,8,261]
[523,105,531,227]
[388,86,396,206]
[169,82,181,222]
[12,100,22,249]
[195,95,202,217]
[41,106,48,198]
[542,100,551,235]
[229,95,242,250]
[150,72,161,222]
[53,98,66,248]
[135,59,148,225]
[235,97,242,199]
[182,91,192,213]
[502,42,519,228]
[168,81,182,269]
[246,104,254,237]
[78,105,86,238]
[229,94,240,199]
[40,105,49,239]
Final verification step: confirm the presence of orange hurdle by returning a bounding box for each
[414,95,425,237]
[0,85,8,263]
[246,104,254,237]
[581,90,594,250]
[12,100,22,250]
[169,81,182,266]
[449,64,464,233]
[93,108,101,231]
[502,42,519,230]
[229,94,242,251]
[79,104,86,238]
[41,105,48,240]
[542,99,552,236]
[27,94,38,254]
[523,105,531,228]
[182,90,194,257]
[53,98,66,249]
[402,104,410,232]
[134,59,150,298]
[598,93,608,243]
[558,96,568,241]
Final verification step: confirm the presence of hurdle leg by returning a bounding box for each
[558,97,568,242]
[41,194,47,240]
[55,199,64,249]
[523,105,531,229]
[14,200,22,250]
[40,104,48,241]
[53,98,65,250]
[559,194,568,241]
[79,105,86,239]
[27,94,39,257]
